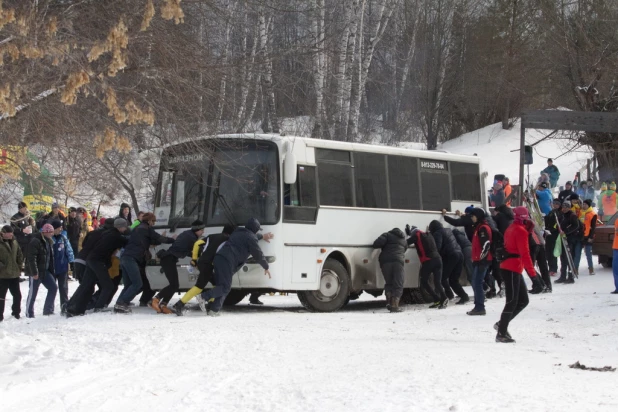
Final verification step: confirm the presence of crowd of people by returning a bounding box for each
[2,188,617,344]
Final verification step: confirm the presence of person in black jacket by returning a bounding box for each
[172,224,237,315]
[25,224,58,318]
[373,228,407,312]
[429,220,469,304]
[116,202,133,226]
[406,225,447,309]
[452,228,473,284]
[556,201,580,284]
[150,220,205,314]
[544,199,563,276]
[85,218,129,312]
[11,201,36,256]
[200,218,271,316]
[442,205,475,241]
[493,204,514,235]
[558,181,575,202]
[66,207,81,254]
[114,213,176,313]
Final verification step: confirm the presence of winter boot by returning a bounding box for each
[455,295,470,305]
[438,298,449,309]
[588,267,595,276]
[486,290,497,299]
[466,309,486,316]
[207,310,221,317]
[113,304,131,314]
[196,294,208,313]
[385,291,392,311]
[493,322,512,339]
[388,297,402,313]
[172,301,185,316]
[555,276,566,284]
[149,297,162,313]
[565,276,575,284]
[249,295,264,305]
[428,301,441,309]
[160,304,174,314]
[495,332,516,343]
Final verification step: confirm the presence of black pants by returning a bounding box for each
[0,278,21,319]
[381,261,404,299]
[420,258,446,302]
[66,267,97,315]
[441,253,467,299]
[545,235,558,273]
[156,254,179,304]
[498,270,529,335]
[138,262,156,305]
[491,259,503,290]
[532,244,551,290]
[462,247,473,284]
[88,260,116,310]
[74,261,86,283]
[195,261,214,289]
[88,275,121,310]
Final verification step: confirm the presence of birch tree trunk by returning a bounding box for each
[333,0,353,140]
[217,0,232,128]
[259,10,278,133]
[348,0,399,141]
[311,0,326,138]
[236,10,259,132]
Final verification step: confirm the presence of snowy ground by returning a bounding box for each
[1,268,617,412]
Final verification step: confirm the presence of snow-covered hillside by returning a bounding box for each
[438,119,593,187]
[1,270,617,412]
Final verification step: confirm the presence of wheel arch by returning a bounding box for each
[324,250,352,279]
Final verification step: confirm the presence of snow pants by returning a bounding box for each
[498,270,529,335]
[200,255,234,312]
[419,257,445,302]
[0,278,21,320]
[441,252,467,300]
[26,271,58,317]
[380,261,404,299]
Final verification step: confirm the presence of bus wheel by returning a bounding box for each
[298,259,350,312]
[601,258,613,268]
[223,290,248,306]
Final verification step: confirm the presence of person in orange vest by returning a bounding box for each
[503,177,513,206]
[581,199,597,276]
[613,216,618,294]
[599,182,618,223]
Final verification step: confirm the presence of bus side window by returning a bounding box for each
[283,165,318,223]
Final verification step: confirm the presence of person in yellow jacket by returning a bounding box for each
[581,199,598,276]
[599,182,618,223]
[570,194,583,219]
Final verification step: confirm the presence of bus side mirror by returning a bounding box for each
[284,151,297,184]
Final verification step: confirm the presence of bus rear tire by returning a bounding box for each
[223,290,248,306]
[298,259,350,312]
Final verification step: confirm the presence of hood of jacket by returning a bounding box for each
[245,218,262,234]
[389,228,405,238]
[428,220,443,233]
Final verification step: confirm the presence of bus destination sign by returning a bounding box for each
[420,159,448,171]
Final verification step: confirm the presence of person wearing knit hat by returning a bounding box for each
[581,199,598,276]
[442,207,476,242]
[50,220,75,313]
[0,225,24,321]
[467,208,493,316]
[495,206,540,343]
[150,220,206,314]
[599,181,618,223]
[555,201,581,284]
[24,223,58,318]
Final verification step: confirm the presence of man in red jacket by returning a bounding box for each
[496,206,543,343]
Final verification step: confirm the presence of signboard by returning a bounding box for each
[155,206,171,226]
[420,159,448,171]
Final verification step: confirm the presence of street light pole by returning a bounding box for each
[519,121,526,198]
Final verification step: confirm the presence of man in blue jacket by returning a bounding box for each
[200,218,272,316]
[541,158,560,188]
[51,220,74,314]
[536,182,553,215]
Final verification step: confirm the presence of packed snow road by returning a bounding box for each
[1,270,617,412]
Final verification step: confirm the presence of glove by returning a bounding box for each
[190,259,197,267]
[405,224,412,236]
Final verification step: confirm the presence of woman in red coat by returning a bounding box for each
[496,206,543,343]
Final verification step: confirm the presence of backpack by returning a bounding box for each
[490,228,519,262]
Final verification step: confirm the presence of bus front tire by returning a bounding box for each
[298,259,350,312]
[223,290,248,306]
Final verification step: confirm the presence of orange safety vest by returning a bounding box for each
[613,219,618,249]
[602,192,617,217]
[582,208,596,237]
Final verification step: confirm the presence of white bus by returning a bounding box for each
[146,134,485,312]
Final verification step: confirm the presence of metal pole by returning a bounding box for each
[520,122,525,194]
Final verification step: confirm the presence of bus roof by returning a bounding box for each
[162,133,481,164]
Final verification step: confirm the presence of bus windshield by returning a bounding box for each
[157,139,280,227]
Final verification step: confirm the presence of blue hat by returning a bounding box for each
[464,205,475,214]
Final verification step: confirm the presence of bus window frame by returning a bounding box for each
[283,164,319,224]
